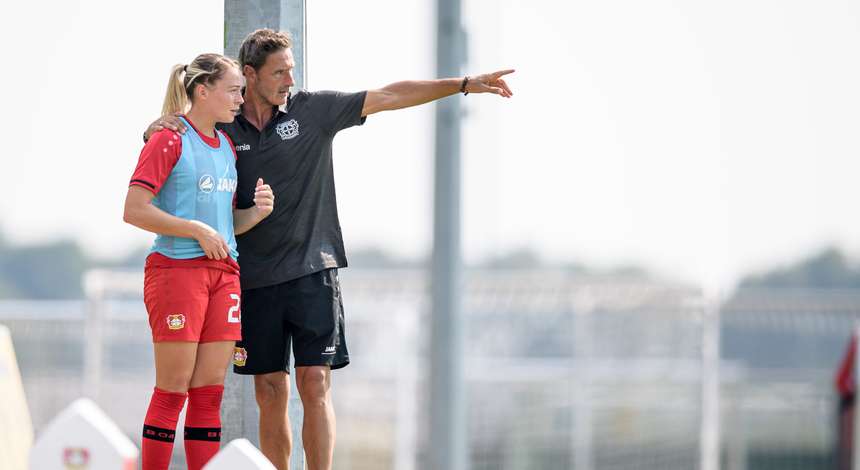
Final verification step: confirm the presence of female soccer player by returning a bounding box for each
[124,53,274,470]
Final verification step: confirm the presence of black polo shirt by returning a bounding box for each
[217,90,367,290]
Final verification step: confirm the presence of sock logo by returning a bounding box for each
[63,448,90,469]
[233,347,248,366]
[166,314,186,330]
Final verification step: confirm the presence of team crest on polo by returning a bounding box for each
[233,347,248,366]
[276,119,299,140]
[167,314,186,330]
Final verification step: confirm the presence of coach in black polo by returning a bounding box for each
[145,29,514,470]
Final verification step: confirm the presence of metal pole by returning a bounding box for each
[224,3,306,470]
[570,293,594,470]
[225,0,306,91]
[82,272,105,403]
[700,295,721,470]
[429,0,467,469]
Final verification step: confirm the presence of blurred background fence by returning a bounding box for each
[1,270,855,469]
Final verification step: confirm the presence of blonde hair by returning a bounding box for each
[162,53,239,116]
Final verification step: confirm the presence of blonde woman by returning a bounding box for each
[124,53,273,470]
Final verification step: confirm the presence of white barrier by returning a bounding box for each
[203,438,276,470]
[0,324,33,470]
[30,398,138,470]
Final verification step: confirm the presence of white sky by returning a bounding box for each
[1,0,859,290]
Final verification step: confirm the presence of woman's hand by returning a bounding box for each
[190,220,231,260]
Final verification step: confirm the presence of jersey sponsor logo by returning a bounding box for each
[275,119,299,140]
[167,314,186,330]
[235,143,251,152]
[199,174,215,194]
[323,345,336,355]
[199,174,237,194]
[232,347,248,366]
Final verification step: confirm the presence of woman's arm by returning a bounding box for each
[234,178,275,235]
[123,186,232,260]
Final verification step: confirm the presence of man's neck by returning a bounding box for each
[242,92,282,131]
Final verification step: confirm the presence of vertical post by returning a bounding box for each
[395,307,418,470]
[82,271,106,403]
[429,0,467,469]
[853,324,860,470]
[570,293,594,470]
[700,295,721,470]
[224,0,306,91]
[224,3,306,470]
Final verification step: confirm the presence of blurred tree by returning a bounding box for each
[0,239,88,298]
[739,247,860,288]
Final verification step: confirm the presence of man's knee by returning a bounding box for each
[296,366,330,406]
[254,373,289,409]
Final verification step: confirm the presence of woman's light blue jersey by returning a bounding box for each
[151,117,238,260]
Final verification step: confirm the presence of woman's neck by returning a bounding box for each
[185,108,216,138]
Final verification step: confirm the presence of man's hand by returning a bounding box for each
[189,220,231,260]
[465,69,515,97]
[253,178,274,219]
[144,113,187,142]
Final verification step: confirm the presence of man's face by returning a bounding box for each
[247,48,295,107]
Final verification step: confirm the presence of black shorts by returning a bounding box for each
[232,269,349,375]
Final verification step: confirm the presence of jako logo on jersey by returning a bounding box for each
[198,174,237,194]
[275,119,299,140]
[167,314,186,330]
[235,143,250,152]
[233,347,248,366]
[199,175,215,193]
[323,345,336,355]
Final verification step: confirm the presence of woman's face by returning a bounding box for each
[200,65,244,123]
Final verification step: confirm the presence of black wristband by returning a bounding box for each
[460,76,469,95]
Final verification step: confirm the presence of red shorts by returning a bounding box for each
[143,253,242,343]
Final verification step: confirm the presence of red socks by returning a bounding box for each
[184,385,224,470]
[142,387,187,470]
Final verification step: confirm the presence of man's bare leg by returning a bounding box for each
[255,372,292,470]
[296,366,334,470]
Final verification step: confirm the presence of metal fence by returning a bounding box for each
[1,272,854,469]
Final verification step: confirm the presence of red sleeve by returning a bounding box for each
[836,334,857,398]
[130,130,182,195]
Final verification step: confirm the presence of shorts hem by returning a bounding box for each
[294,359,350,370]
[232,366,290,376]
[199,336,241,343]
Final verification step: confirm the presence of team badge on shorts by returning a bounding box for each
[166,314,186,330]
[233,347,248,366]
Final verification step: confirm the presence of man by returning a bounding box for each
[145,28,514,470]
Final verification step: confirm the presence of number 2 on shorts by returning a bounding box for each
[227,294,241,323]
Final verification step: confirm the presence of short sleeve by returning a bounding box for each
[129,130,182,195]
[307,90,367,135]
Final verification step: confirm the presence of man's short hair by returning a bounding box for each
[238,29,293,71]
